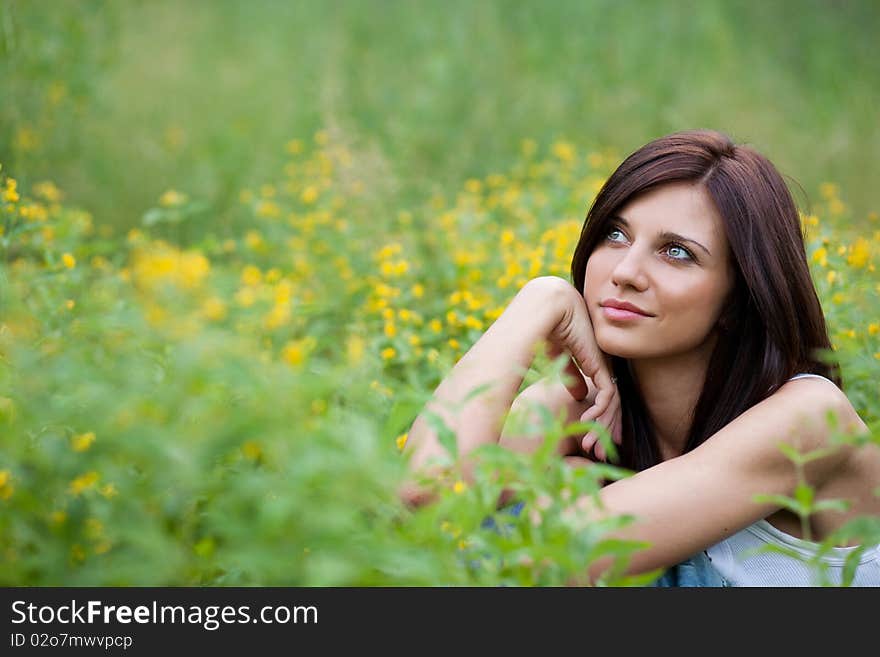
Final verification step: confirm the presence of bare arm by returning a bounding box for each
[569,377,868,584]
[500,375,598,460]
[400,276,619,506]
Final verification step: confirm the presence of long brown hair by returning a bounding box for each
[570,129,841,471]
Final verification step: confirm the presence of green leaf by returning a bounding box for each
[752,493,807,516]
[423,410,458,461]
[382,396,423,444]
[794,482,815,509]
[776,442,803,464]
[812,499,851,514]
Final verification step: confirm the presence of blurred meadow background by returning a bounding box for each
[1,0,879,585]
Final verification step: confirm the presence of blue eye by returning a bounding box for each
[665,243,693,261]
[604,225,696,263]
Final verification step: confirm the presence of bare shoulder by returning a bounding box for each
[695,374,868,491]
[772,375,867,438]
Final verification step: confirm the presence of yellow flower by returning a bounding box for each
[242,441,262,460]
[452,480,466,494]
[256,200,280,217]
[3,178,19,203]
[819,182,839,200]
[62,253,76,269]
[262,303,290,330]
[71,431,96,452]
[826,270,837,284]
[395,432,408,451]
[69,471,100,495]
[384,322,397,338]
[551,141,576,164]
[241,265,263,286]
[829,198,846,216]
[868,323,879,336]
[0,470,13,500]
[411,283,424,298]
[301,186,319,204]
[381,347,396,360]
[201,297,227,321]
[429,319,443,333]
[159,189,187,207]
[347,335,365,364]
[448,338,460,350]
[234,287,256,307]
[847,238,870,269]
[33,181,62,203]
[811,247,827,267]
[464,179,482,194]
[282,338,315,367]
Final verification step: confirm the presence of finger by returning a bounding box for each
[613,410,623,445]
[595,441,606,462]
[564,455,593,468]
[579,406,600,453]
[563,357,588,401]
[589,369,615,417]
[581,430,598,454]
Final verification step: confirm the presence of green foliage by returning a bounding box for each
[3,1,880,233]
[2,1,880,585]
[2,126,879,585]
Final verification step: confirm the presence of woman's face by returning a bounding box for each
[584,181,735,360]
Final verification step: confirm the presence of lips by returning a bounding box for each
[600,298,653,316]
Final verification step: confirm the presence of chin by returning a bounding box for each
[595,332,644,360]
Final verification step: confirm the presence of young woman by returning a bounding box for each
[401,129,880,586]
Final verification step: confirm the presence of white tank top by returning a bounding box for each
[705,373,880,586]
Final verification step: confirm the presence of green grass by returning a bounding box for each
[2,0,879,232]
[1,0,879,586]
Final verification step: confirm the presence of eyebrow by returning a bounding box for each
[611,215,712,256]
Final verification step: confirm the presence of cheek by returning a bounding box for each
[583,254,607,304]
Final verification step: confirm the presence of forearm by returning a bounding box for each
[405,281,559,476]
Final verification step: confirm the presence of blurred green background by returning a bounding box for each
[2,0,878,232]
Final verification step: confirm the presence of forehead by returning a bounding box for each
[617,182,726,246]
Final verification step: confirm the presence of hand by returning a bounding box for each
[524,277,622,460]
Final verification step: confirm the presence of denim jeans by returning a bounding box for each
[481,501,730,587]
[650,549,730,587]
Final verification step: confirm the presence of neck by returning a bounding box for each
[628,334,718,461]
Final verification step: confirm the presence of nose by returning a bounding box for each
[610,246,649,291]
